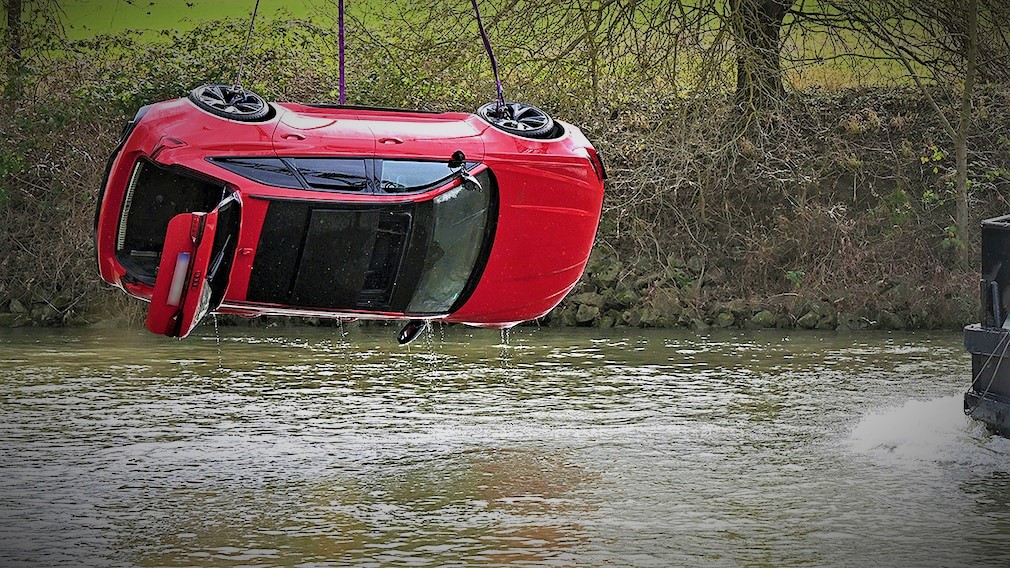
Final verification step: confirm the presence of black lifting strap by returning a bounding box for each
[470,0,506,112]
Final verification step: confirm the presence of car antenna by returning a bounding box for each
[470,0,507,116]
[233,0,262,92]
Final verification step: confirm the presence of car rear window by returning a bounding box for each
[210,158,302,189]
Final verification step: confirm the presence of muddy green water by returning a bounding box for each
[0,325,1008,567]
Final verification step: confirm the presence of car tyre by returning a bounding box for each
[189,84,272,122]
[476,101,558,139]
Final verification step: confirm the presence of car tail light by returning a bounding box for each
[166,252,191,307]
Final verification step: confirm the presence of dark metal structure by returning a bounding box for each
[965,214,1010,433]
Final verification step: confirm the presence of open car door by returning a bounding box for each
[146,193,240,338]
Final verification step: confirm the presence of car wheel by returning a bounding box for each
[188,84,272,122]
[476,101,558,139]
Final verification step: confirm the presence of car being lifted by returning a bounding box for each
[95,85,606,341]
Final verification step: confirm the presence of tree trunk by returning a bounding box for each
[4,0,23,100]
[955,0,978,268]
[731,0,791,114]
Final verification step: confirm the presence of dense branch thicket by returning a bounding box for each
[1,2,1009,330]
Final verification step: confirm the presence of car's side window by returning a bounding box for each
[210,158,303,189]
[378,160,456,193]
[210,157,464,195]
[289,158,369,192]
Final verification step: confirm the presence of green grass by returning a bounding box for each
[52,0,921,89]
[59,0,323,39]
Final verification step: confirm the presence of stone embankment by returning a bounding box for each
[544,253,968,331]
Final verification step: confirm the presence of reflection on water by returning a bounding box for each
[1,326,1010,566]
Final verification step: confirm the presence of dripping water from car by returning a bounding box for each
[499,327,512,368]
[2,326,1008,567]
[212,314,222,371]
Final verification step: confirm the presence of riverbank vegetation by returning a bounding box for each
[2,0,1007,331]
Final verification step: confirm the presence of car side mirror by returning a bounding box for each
[460,171,482,192]
[398,319,428,345]
[449,150,481,191]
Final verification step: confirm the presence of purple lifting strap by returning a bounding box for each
[339,0,346,104]
[470,0,505,111]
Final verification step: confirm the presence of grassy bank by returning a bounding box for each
[0,17,1000,332]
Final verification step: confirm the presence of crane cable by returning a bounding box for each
[234,0,262,90]
[334,0,504,110]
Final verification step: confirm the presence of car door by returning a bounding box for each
[146,194,240,338]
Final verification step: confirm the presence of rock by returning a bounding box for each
[815,314,837,330]
[691,318,711,331]
[648,287,681,316]
[634,272,662,290]
[722,299,750,316]
[751,310,776,328]
[640,307,661,326]
[0,313,19,327]
[797,311,821,329]
[30,304,59,323]
[570,292,606,307]
[599,315,616,328]
[576,304,600,324]
[655,316,674,328]
[607,286,639,310]
[591,256,622,286]
[560,306,579,327]
[776,315,794,329]
[836,313,862,330]
[9,299,26,314]
[715,311,735,328]
[878,310,905,330]
[808,300,834,316]
[622,308,642,327]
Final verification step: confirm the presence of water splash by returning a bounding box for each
[848,394,1010,473]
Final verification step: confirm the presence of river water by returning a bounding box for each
[1,325,1008,567]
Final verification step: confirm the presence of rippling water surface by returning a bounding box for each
[1,325,1009,566]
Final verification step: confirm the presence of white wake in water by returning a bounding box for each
[847,393,1010,472]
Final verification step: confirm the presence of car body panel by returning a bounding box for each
[95,94,605,336]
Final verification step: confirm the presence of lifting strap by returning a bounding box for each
[339,0,346,104]
[235,0,262,89]
[334,0,505,110]
[470,0,506,111]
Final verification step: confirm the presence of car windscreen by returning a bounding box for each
[246,168,495,315]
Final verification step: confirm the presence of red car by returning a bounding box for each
[95,85,605,341]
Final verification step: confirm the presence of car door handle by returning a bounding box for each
[282,133,306,140]
[379,137,403,145]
